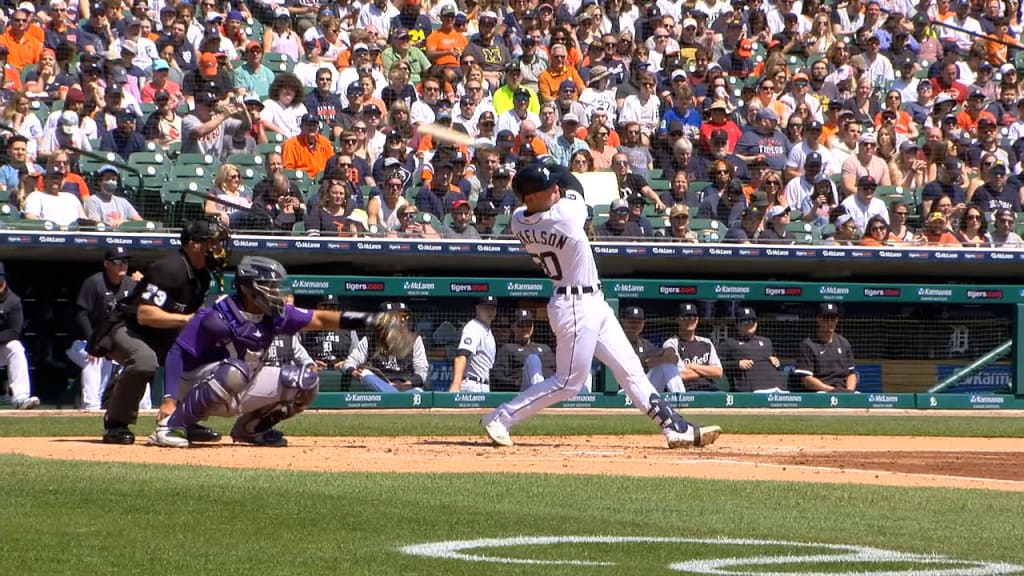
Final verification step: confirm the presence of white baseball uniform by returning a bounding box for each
[456,319,496,392]
[485,189,669,429]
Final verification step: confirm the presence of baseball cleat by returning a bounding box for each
[187,424,222,443]
[666,425,722,449]
[148,426,190,448]
[13,396,40,410]
[481,414,514,447]
[230,428,288,447]
[102,426,135,445]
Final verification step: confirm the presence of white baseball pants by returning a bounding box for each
[0,339,32,404]
[492,292,659,428]
[521,353,592,392]
[67,340,152,411]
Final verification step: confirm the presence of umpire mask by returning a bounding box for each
[182,216,232,273]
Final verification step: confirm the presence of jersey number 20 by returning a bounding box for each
[529,251,563,281]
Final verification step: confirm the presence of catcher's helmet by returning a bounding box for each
[181,215,231,272]
[233,256,288,317]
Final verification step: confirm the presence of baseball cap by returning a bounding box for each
[756,108,778,122]
[805,151,822,167]
[944,158,962,172]
[818,302,840,317]
[970,89,986,100]
[899,141,919,153]
[452,198,471,211]
[928,211,947,222]
[347,82,365,96]
[440,4,456,16]
[806,119,823,131]
[857,175,878,188]
[300,113,319,126]
[626,194,645,206]
[512,163,558,198]
[59,110,79,135]
[474,200,498,216]
[199,52,218,76]
[934,93,956,106]
[667,120,685,135]
[620,305,644,320]
[767,205,791,219]
[678,302,699,317]
[737,306,757,321]
[513,87,531,100]
[610,197,630,212]
[152,58,170,72]
[477,295,497,305]
[66,87,85,104]
[562,112,581,125]
[511,308,535,323]
[991,161,1008,175]
[978,117,997,129]
[121,39,138,54]
[995,208,1015,221]
[710,129,728,145]
[859,132,877,144]
[559,79,577,93]
[669,204,689,218]
[737,38,753,58]
[104,246,130,261]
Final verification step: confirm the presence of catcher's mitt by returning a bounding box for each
[371,312,416,358]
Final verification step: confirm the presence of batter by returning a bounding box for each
[481,164,722,448]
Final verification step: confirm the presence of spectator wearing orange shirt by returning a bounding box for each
[425,5,466,69]
[283,114,336,179]
[921,211,960,244]
[538,44,584,103]
[985,18,1020,65]
[0,9,43,71]
[956,89,998,138]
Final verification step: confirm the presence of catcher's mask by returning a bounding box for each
[182,215,231,273]
[233,256,288,317]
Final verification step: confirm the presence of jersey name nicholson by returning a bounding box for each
[514,229,569,249]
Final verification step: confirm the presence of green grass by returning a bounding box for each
[2,455,1023,576]
[1,412,1022,438]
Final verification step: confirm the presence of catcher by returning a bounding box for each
[148,256,415,448]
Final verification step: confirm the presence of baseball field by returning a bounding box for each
[2,410,1023,576]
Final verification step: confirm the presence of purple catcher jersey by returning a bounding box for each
[175,296,314,372]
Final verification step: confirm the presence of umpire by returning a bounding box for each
[91,217,231,444]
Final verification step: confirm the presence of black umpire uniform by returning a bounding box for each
[92,217,230,444]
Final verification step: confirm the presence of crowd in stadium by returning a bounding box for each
[1,0,1024,245]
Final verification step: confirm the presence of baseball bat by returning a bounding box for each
[416,122,481,149]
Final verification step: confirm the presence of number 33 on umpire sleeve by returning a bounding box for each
[141,283,168,307]
[528,251,563,281]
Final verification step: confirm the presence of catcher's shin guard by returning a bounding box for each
[646,393,690,433]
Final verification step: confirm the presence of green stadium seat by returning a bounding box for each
[255,143,282,156]
[648,178,670,190]
[261,52,295,73]
[226,153,264,167]
[689,181,712,194]
[689,218,720,233]
[647,168,663,179]
[128,151,171,167]
[170,164,213,180]
[177,152,219,167]
[116,220,161,232]
[786,221,813,234]
[3,218,57,231]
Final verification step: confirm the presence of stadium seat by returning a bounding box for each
[689,181,712,194]
[689,218,720,233]
[262,52,295,73]
[177,152,219,167]
[648,178,670,190]
[647,168,663,179]
[170,164,212,180]
[255,143,282,156]
[3,219,57,231]
[786,221,813,234]
[226,153,264,167]
[116,220,160,232]
[128,151,171,167]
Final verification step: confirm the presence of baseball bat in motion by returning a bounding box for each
[416,122,481,149]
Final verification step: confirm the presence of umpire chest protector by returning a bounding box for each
[120,252,212,356]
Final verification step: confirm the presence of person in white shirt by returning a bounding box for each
[840,175,890,230]
[861,34,894,85]
[618,71,661,140]
[947,0,984,53]
[357,0,398,39]
[23,168,86,228]
[785,120,837,179]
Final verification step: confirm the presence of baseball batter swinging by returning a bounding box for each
[481,163,722,448]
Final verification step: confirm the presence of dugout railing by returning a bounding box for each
[196,274,1024,411]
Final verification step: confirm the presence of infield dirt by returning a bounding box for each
[1,434,1021,492]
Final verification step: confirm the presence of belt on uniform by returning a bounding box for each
[555,284,602,295]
